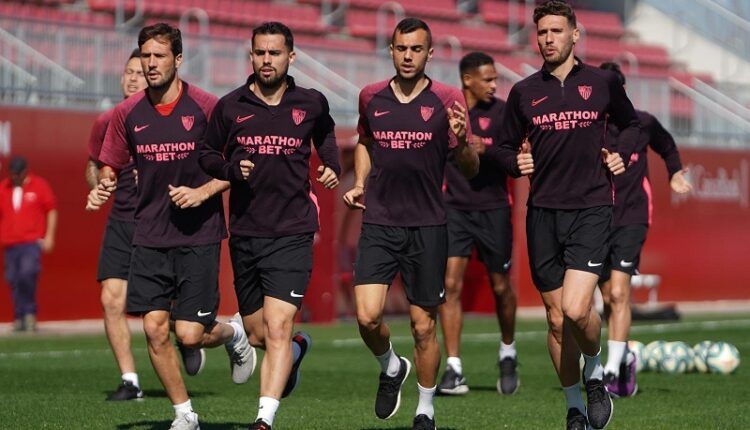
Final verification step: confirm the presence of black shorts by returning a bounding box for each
[447,207,513,274]
[96,218,135,282]
[127,244,220,326]
[527,206,612,292]
[230,233,314,316]
[354,223,447,307]
[600,224,648,280]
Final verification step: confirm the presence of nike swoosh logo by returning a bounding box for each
[531,96,548,107]
[374,110,390,117]
[587,261,603,267]
[620,260,633,267]
[236,114,255,123]
[197,310,211,317]
[134,124,149,132]
[290,291,304,298]
[439,289,445,298]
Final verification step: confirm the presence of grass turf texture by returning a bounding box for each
[1,313,748,429]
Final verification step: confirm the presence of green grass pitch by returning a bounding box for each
[0,313,748,429]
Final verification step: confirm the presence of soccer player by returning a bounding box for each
[199,21,340,430]
[598,62,692,398]
[88,23,255,430]
[488,2,640,429]
[85,49,149,401]
[343,18,479,430]
[437,52,519,396]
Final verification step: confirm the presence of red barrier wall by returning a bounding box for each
[1,107,748,322]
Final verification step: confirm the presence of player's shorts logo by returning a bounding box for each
[182,115,194,132]
[421,105,434,122]
[292,108,307,126]
[479,116,490,131]
[578,85,592,101]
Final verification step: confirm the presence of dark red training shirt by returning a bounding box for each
[611,110,683,227]
[444,97,510,211]
[358,77,472,227]
[199,75,341,237]
[88,108,137,223]
[99,82,227,248]
[490,60,640,209]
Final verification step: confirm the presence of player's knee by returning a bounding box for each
[142,319,170,344]
[411,318,436,345]
[264,318,291,343]
[176,332,203,349]
[609,284,630,306]
[100,288,124,316]
[492,279,513,297]
[562,303,591,327]
[444,277,463,295]
[546,310,564,339]
[356,309,383,333]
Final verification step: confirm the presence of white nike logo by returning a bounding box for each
[197,310,211,317]
[620,260,633,267]
[290,291,304,298]
[587,261,603,267]
[134,124,149,132]
[374,110,390,117]
[439,289,445,298]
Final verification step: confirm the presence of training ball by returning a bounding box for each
[644,340,666,371]
[693,341,713,373]
[659,342,692,374]
[627,340,645,373]
[705,341,740,374]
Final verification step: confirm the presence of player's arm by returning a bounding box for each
[87,106,130,211]
[41,209,57,253]
[485,86,532,177]
[343,137,372,210]
[607,74,641,174]
[168,178,230,209]
[645,114,692,194]
[199,99,250,182]
[448,101,480,179]
[85,159,99,190]
[313,92,341,189]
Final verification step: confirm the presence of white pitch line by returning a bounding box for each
[330,318,750,347]
[2,319,748,358]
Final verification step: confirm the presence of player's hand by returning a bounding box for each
[85,187,106,211]
[602,148,625,175]
[447,101,467,140]
[317,165,339,189]
[168,184,208,209]
[239,159,255,180]
[670,168,693,194]
[39,236,54,253]
[343,185,366,210]
[517,140,534,176]
[133,168,138,187]
[469,135,486,155]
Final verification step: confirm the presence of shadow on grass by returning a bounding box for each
[117,421,245,430]
[361,427,458,430]
[103,389,217,399]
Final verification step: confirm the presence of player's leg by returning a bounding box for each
[5,245,24,330]
[437,256,469,395]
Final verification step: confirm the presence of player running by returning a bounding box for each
[199,21,340,430]
[598,62,692,398]
[437,51,519,397]
[88,23,255,430]
[488,2,640,429]
[343,18,479,430]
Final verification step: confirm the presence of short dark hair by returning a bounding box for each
[252,21,294,52]
[9,156,27,174]
[600,62,626,85]
[533,0,577,28]
[128,48,140,61]
[460,52,495,75]
[392,18,432,48]
[138,23,182,56]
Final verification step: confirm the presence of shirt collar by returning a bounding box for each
[540,56,584,81]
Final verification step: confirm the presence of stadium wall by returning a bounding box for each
[0,107,748,323]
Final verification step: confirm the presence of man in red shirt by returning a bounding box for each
[0,156,57,332]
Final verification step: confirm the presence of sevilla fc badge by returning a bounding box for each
[478,117,490,131]
[578,85,592,100]
[420,105,434,122]
[292,108,307,126]
[181,115,194,131]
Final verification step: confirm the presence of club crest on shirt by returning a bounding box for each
[421,106,434,122]
[478,116,491,131]
[578,85,592,101]
[292,108,307,126]
[181,115,194,131]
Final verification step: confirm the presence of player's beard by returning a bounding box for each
[256,64,289,90]
[543,40,574,68]
[147,66,176,91]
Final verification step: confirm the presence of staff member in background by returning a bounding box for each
[0,156,57,332]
